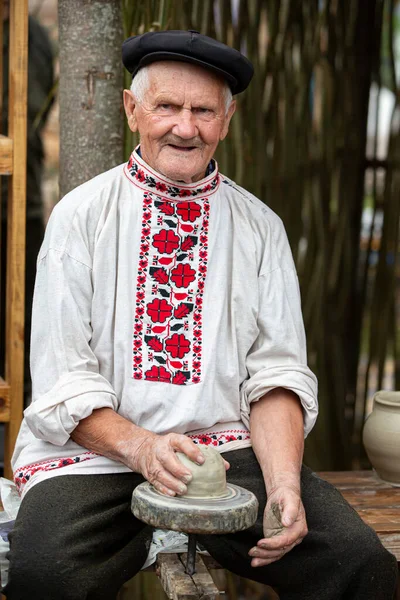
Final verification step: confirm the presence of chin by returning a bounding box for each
[158,161,204,183]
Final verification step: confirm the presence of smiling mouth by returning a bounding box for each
[167,144,198,152]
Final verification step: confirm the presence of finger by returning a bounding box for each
[251,556,283,567]
[169,434,206,465]
[157,470,188,495]
[151,479,177,497]
[257,522,306,550]
[158,448,195,484]
[250,543,298,568]
[147,461,188,495]
[250,542,296,560]
[223,458,230,470]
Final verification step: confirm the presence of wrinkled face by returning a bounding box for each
[123,62,236,183]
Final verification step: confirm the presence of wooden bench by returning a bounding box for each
[320,470,400,562]
[132,471,400,600]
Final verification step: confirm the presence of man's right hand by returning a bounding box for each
[132,431,206,496]
[71,408,208,497]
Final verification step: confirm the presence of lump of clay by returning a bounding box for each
[176,446,227,498]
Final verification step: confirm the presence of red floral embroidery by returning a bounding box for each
[198,434,213,444]
[170,264,196,288]
[172,371,189,385]
[165,333,191,358]
[137,169,146,182]
[189,429,251,447]
[191,201,209,382]
[146,298,173,323]
[176,202,202,222]
[150,267,169,285]
[14,452,99,495]
[126,152,220,200]
[145,365,171,383]
[173,303,192,319]
[146,337,163,352]
[130,153,212,384]
[132,208,155,380]
[181,236,197,252]
[157,200,174,215]
[152,229,180,254]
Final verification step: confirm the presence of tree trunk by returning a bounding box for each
[58,0,123,197]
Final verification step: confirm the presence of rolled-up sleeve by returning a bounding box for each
[24,247,118,446]
[240,227,318,437]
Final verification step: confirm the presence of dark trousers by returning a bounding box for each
[4,449,398,600]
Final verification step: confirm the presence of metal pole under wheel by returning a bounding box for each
[185,533,197,575]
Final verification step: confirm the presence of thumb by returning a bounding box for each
[281,494,300,527]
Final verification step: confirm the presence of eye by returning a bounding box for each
[193,107,212,115]
[156,103,175,112]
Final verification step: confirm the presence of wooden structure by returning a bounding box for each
[0,0,28,479]
[320,470,400,562]
[135,471,400,600]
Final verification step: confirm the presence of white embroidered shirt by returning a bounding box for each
[12,150,318,497]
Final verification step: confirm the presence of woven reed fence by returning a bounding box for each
[122,0,400,476]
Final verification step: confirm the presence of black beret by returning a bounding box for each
[122,30,254,95]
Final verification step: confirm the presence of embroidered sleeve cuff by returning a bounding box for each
[239,364,318,437]
[24,371,119,446]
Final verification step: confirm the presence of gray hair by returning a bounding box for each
[130,65,233,114]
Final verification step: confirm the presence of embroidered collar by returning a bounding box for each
[124,148,220,201]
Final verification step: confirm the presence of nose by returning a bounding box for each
[172,108,198,139]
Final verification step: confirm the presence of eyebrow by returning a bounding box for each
[154,96,218,110]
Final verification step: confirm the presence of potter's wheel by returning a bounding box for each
[131,446,258,574]
[132,480,257,534]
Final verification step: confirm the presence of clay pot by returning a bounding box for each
[363,390,400,486]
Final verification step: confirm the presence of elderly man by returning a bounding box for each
[5,31,397,600]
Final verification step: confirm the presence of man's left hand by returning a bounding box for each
[248,485,308,568]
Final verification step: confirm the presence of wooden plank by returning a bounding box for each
[157,553,220,600]
[4,0,28,480]
[0,135,13,175]
[180,554,220,600]
[0,377,10,403]
[319,470,390,489]
[0,377,11,422]
[337,488,400,508]
[157,554,202,600]
[378,534,400,561]
[319,471,400,562]
[0,0,4,136]
[354,508,400,531]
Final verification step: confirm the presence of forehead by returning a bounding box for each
[146,61,226,102]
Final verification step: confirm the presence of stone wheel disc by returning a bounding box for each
[132,482,259,534]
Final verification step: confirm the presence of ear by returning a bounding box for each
[123,89,139,133]
[219,99,236,141]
